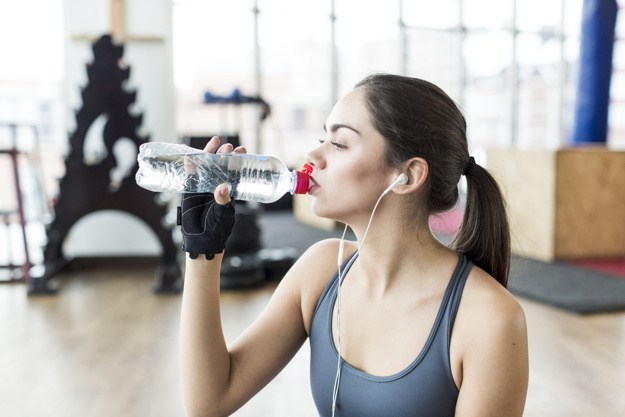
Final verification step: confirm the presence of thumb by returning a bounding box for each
[214,183,232,205]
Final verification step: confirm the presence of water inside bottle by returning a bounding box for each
[136,142,306,203]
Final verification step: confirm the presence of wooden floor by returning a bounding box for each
[1,264,624,417]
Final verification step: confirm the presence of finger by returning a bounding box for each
[183,155,198,175]
[217,143,234,154]
[203,136,221,153]
[233,146,247,154]
[213,183,232,205]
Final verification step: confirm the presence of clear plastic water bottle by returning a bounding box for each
[135,142,311,203]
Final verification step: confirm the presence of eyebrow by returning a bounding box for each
[323,123,361,135]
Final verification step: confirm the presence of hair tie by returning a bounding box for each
[463,156,476,176]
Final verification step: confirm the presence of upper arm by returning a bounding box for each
[219,239,341,414]
[454,274,529,417]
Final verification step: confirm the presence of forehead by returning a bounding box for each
[325,87,372,130]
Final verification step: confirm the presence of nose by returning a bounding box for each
[305,145,325,171]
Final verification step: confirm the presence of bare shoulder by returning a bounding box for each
[463,266,524,321]
[280,238,356,334]
[284,238,345,287]
[452,266,529,415]
[455,265,527,347]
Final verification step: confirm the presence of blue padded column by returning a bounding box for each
[570,0,618,145]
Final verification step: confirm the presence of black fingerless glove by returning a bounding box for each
[178,192,236,260]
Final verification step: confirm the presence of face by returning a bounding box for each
[306,87,397,222]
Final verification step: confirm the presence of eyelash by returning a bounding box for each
[318,138,347,150]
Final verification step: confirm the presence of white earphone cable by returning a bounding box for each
[331,177,401,416]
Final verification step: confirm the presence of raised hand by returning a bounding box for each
[179,137,247,259]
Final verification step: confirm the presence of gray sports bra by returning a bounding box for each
[309,253,472,417]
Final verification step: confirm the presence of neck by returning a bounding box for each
[345,205,454,295]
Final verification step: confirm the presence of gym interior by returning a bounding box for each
[1,1,624,416]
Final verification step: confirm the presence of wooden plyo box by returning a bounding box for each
[486,147,625,262]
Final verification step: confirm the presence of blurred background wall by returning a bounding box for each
[1,0,624,261]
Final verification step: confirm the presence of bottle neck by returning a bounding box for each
[290,170,310,195]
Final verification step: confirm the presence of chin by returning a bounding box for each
[310,198,333,220]
[310,199,328,218]
[310,200,347,224]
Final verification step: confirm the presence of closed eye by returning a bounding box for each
[318,138,347,150]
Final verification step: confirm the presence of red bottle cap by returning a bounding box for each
[301,163,313,175]
[293,170,310,194]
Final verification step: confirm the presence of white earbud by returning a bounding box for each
[380,173,408,197]
[396,173,408,185]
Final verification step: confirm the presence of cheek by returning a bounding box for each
[311,166,387,217]
[341,158,390,193]
[334,150,386,186]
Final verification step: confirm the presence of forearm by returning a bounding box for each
[179,253,232,416]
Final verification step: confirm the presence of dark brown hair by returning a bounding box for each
[355,73,510,287]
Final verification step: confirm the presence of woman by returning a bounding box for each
[179,74,528,417]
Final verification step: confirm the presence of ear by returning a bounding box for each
[394,157,428,194]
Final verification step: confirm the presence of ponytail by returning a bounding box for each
[452,164,511,287]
